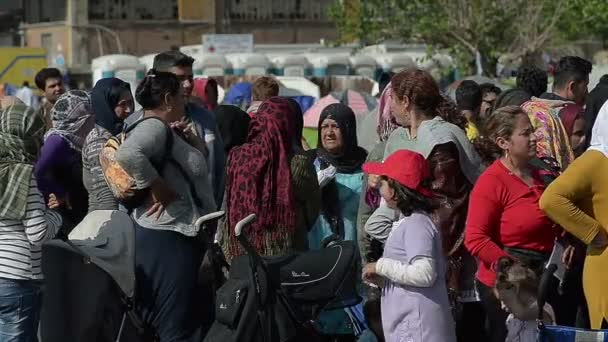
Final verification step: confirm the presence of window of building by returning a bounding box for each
[24,0,67,23]
[89,0,178,21]
[225,0,331,21]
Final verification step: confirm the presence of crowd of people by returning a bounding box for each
[0,49,607,342]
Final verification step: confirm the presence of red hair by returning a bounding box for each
[391,69,467,129]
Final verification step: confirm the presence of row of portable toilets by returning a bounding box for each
[91,51,423,90]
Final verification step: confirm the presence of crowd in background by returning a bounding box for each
[1,49,608,342]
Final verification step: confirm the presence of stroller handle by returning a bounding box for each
[538,263,558,322]
[235,214,257,237]
[195,211,225,231]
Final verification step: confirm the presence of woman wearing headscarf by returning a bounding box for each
[521,96,575,171]
[35,90,94,232]
[82,78,133,212]
[540,100,608,330]
[215,105,251,155]
[0,100,62,340]
[219,97,319,261]
[357,84,397,265]
[306,103,368,339]
[193,78,218,111]
[559,104,586,157]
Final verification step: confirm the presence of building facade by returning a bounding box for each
[20,0,337,71]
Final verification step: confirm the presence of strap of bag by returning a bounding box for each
[126,116,203,209]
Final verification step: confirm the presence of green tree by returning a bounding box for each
[329,0,569,76]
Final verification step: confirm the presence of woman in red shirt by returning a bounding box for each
[465,105,560,342]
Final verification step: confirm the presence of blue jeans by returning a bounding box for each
[0,278,42,342]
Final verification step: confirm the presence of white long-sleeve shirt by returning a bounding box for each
[0,177,62,280]
[376,256,438,287]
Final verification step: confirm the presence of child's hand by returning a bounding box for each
[363,262,383,287]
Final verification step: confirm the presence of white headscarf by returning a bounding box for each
[588,99,608,157]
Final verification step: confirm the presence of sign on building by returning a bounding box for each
[202,34,253,54]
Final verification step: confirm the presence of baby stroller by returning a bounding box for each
[204,214,362,342]
[40,210,225,342]
[537,264,608,341]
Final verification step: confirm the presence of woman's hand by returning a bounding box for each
[590,229,608,249]
[47,193,70,209]
[561,244,576,269]
[171,120,208,156]
[47,193,62,209]
[146,178,177,220]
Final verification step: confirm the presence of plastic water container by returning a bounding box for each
[225,53,270,76]
[269,55,310,77]
[307,53,351,77]
[193,53,230,77]
[349,55,379,79]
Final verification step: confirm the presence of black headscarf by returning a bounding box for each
[309,103,368,238]
[215,105,251,154]
[313,103,368,173]
[91,78,131,135]
[286,98,304,151]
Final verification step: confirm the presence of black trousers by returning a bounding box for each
[135,225,206,342]
[456,302,488,342]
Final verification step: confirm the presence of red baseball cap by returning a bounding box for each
[362,150,433,198]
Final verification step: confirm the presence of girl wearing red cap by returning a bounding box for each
[362,150,456,342]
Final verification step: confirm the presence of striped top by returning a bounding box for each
[82,126,118,211]
[0,176,62,280]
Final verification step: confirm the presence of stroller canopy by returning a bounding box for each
[67,210,136,297]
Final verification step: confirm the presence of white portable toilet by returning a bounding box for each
[307,53,350,76]
[139,53,156,72]
[92,54,146,110]
[350,54,378,78]
[225,53,270,76]
[269,55,310,77]
[374,53,416,73]
[193,54,229,77]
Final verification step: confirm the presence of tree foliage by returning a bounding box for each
[329,0,605,75]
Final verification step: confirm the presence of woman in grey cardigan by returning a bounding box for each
[115,70,216,341]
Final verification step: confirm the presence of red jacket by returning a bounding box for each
[465,160,559,287]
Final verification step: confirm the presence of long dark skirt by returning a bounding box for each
[135,225,205,342]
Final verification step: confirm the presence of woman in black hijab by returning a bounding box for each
[215,105,251,155]
[306,103,368,340]
[82,77,133,211]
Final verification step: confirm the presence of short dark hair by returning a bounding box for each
[455,80,482,112]
[153,51,195,72]
[135,69,181,109]
[552,56,592,91]
[479,83,501,97]
[381,177,435,217]
[22,81,29,87]
[252,76,279,102]
[34,68,62,90]
[516,65,548,97]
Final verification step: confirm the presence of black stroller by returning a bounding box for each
[40,210,226,342]
[204,214,362,342]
